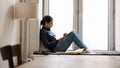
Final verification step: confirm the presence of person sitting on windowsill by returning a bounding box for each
[40,15,90,53]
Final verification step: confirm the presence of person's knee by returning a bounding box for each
[67,31,76,37]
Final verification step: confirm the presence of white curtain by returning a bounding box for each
[108,0,116,50]
[72,0,83,50]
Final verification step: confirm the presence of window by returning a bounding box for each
[41,0,114,50]
[49,0,73,50]
[83,0,108,50]
[49,0,73,39]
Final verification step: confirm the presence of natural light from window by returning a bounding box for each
[49,0,73,39]
[83,0,108,50]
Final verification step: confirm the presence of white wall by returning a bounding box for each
[0,0,19,68]
[115,0,120,51]
[0,0,20,46]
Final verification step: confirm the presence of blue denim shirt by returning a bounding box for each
[40,27,58,51]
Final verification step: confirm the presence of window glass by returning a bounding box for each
[83,0,108,50]
[49,0,73,39]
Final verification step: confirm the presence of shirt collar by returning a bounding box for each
[42,27,50,31]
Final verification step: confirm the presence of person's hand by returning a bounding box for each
[58,37,64,42]
[63,33,67,37]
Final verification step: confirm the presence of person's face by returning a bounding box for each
[45,21,53,29]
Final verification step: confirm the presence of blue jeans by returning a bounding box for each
[53,31,88,52]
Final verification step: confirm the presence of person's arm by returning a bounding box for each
[40,30,58,50]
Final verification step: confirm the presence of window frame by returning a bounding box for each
[42,0,116,50]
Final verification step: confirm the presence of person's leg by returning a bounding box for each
[53,31,88,52]
[53,32,74,52]
[71,31,88,50]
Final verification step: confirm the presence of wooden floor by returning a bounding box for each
[17,55,120,68]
